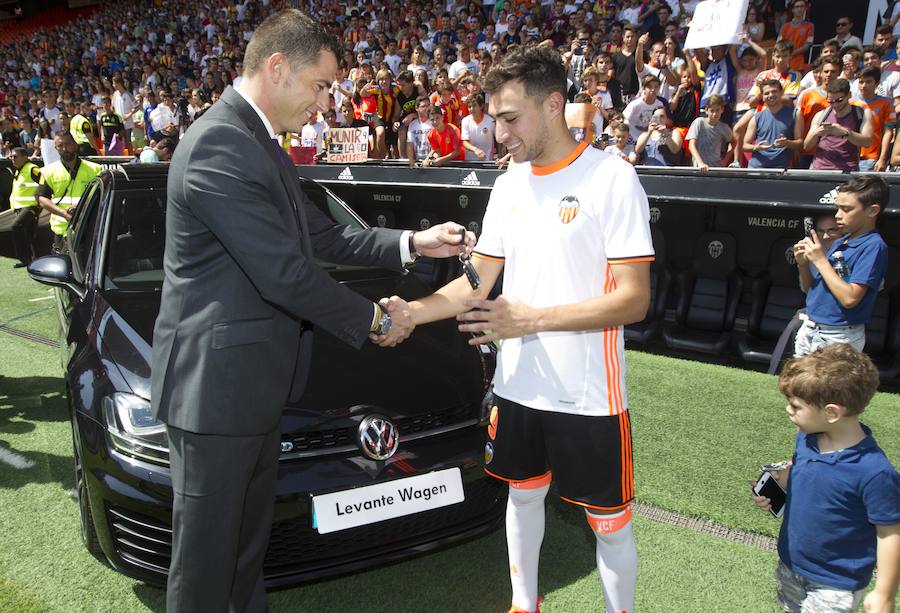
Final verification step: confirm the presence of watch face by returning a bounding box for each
[381,313,392,335]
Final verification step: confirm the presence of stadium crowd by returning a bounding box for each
[0,0,899,171]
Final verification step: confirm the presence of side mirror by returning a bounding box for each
[27,255,85,298]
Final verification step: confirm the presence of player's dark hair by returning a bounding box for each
[482,45,566,101]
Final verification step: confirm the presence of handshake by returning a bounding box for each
[369,221,476,348]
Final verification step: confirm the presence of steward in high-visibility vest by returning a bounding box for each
[9,147,42,267]
[36,131,102,251]
[70,108,98,156]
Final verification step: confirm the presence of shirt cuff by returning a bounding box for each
[400,230,414,265]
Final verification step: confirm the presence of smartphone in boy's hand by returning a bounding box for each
[752,471,786,518]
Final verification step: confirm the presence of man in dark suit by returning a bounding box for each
[151,9,474,612]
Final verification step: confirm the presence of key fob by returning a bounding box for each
[458,228,481,290]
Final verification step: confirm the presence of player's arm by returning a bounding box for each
[457,261,650,345]
[408,255,505,325]
[864,523,900,613]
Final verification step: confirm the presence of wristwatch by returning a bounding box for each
[408,231,419,263]
[372,304,392,335]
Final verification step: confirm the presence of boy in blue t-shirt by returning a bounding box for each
[793,175,889,356]
[753,344,900,613]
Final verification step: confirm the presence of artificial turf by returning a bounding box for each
[0,256,898,612]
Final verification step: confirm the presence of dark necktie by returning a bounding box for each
[272,138,295,168]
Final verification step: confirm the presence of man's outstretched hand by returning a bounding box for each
[369,296,414,347]
[413,222,476,259]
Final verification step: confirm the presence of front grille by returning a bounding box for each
[106,477,504,579]
[107,506,172,575]
[284,405,475,455]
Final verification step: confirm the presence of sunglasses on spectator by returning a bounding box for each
[826,96,845,104]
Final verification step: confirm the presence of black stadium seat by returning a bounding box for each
[865,246,900,380]
[738,237,807,364]
[625,227,670,345]
[663,232,742,355]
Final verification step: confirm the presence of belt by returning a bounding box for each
[803,319,862,331]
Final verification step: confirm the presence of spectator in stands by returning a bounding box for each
[799,38,839,91]
[635,33,677,101]
[857,67,895,172]
[604,122,637,164]
[833,16,863,53]
[111,77,136,152]
[873,25,897,63]
[623,74,667,142]
[460,93,495,161]
[797,57,842,168]
[805,78,873,173]
[97,96,125,156]
[422,105,464,167]
[579,67,613,130]
[635,107,683,166]
[18,116,36,156]
[779,0,814,72]
[792,175,888,355]
[406,96,433,166]
[745,80,803,169]
[687,94,732,171]
[138,137,175,163]
[33,118,58,164]
[696,45,737,125]
[612,24,640,102]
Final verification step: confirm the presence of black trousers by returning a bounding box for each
[12,206,39,264]
[166,425,279,613]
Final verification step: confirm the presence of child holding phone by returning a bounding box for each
[752,344,900,613]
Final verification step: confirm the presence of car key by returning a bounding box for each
[458,228,481,290]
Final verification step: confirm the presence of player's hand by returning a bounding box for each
[457,295,537,345]
[413,222,476,258]
[369,296,414,347]
[863,590,895,613]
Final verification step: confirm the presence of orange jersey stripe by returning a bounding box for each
[472,252,505,262]
[608,256,655,264]
[485,468,553,487]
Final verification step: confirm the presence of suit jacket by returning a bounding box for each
[151,86,405,436]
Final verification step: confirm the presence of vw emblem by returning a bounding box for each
[357,415,400,461]
[708,240,724,259]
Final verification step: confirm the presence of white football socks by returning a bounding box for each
[588,508,638,613]
[506,482,550,612]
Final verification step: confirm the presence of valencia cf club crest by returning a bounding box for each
[558,195,580,224]
[484,442,494,464]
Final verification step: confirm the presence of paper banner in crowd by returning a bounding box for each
[683,0,749,50]
[326,127,369,163]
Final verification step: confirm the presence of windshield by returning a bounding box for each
[104,183,372,289]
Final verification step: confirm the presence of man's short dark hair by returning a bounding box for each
[415,95,430,107]
[864,45,884,58]
[837,175,889,211]
[482,45,566,101]
[772,39,793,55]
[11,146,27,157]
[860,66,882,83]
[760,78,783,91]
[826,77,851,95]
[243,9,342,76]
[55,130,76,143]
[397,70,414,83]
[465,93,484,107]
[818,56,841,71]
[156,137,176,153]
[876,24,893,38]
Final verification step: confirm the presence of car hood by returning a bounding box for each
[96,270,492,425]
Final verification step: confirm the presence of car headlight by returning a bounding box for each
[102,392,169,466]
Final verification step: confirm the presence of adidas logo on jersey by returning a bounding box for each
[819,188,839,204]
[338,167,355,181]
[461,171,480,186]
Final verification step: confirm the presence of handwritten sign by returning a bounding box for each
[326,127,369,163]
[683,0,749,50]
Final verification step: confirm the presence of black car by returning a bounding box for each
[27,163,504,587]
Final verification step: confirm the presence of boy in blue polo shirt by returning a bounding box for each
[793,175,889,356]
[753,344,900,613]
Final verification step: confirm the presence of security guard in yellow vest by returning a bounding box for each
[36,131,102,252]
[70,102,98,156]
[9,147,42,268]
